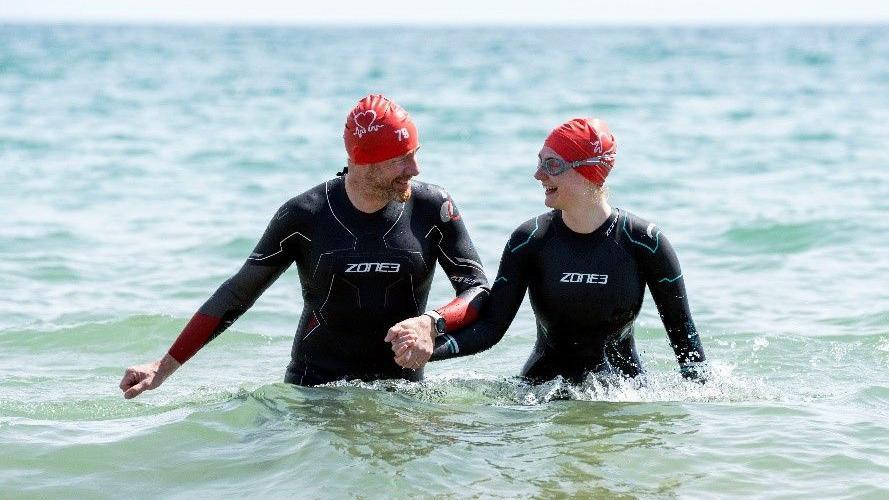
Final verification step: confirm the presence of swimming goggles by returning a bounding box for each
[538,152,615,176]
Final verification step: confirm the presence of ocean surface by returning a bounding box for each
[1,24,888,498]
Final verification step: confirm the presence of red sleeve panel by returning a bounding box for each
[167,312,222,364]
[435,287,488,331]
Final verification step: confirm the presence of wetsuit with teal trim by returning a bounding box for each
[431,208,705,382]
[167,176,489,386]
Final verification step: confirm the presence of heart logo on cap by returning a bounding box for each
[353,110,384,138]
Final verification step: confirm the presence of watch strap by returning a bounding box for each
[422,310,446,336]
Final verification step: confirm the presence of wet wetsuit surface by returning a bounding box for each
[432,208,705,382]
[168,176,489,386]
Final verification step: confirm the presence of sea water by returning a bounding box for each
[1,24,888,497]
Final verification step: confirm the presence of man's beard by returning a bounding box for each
[392,181,412,202]
[371,175,412,203]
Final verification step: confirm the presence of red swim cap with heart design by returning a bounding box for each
[344,94,419,165]
[543,118,617,185]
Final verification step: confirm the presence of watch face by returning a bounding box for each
[435,317,446,333]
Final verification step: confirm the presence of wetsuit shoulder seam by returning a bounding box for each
[619,210,662,256]
[324,178,358,240]
[508,211,555,253]
[409,180,449,205]
[608,208,637,260]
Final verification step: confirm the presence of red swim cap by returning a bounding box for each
[543,118,617,185]
[344,94,419,165]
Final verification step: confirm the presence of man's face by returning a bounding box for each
[366,149,420,202]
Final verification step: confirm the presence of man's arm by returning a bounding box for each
[167,263,289,364]
[387,192,489,368]
[390,217,538,366]
[429,192,490,328]
[429,225,533,361]
[120,203,299,398]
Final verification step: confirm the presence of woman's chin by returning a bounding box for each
[543,192,559,209]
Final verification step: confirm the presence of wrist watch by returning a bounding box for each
[422,310,446,337]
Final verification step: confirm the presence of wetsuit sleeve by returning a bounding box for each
[167,205,299,364]
[431,225,533,360]
[635,227,707,378]
[430,194,490,331]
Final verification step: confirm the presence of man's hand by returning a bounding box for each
[384,315,435,370]
[119,354,181,399]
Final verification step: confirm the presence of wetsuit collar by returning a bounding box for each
[554,208,620,246]
[331,176,406,231]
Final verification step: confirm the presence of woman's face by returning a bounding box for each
[535,145,593,210]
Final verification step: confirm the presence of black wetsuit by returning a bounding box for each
[431,208,705,382]
[168,176,489,386]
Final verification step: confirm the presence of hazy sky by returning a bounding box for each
[2,0,888,24]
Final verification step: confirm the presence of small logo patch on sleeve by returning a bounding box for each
[439,200,461,222]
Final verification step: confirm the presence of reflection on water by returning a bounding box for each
[204,380,691,497]
[250,385,458,466]
[222,367,757,468]
[211,379,691,481]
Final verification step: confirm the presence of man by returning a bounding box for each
[120,94,489,398]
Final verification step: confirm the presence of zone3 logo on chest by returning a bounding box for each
[560,272,608,284]
[345,262,401,273]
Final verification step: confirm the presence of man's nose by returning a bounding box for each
[403,155,420,177]
[534,165,547,181]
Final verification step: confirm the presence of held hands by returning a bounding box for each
[119,354,181,399]
[384,315,435,370]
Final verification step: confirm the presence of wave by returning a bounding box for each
[0,314,273,354]
[317,361,778,405]
[720,219,839,255]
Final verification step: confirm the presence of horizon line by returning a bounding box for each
[2,19,888,28]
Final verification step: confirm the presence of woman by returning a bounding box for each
[393,117,706,382]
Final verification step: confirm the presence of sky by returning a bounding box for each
[1,0,888,25]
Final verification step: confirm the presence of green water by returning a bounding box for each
[1,24,888,497]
